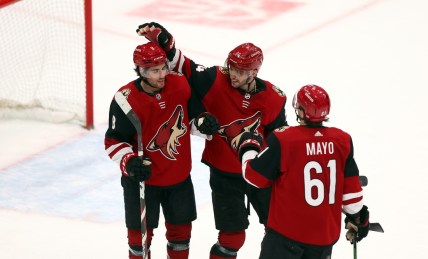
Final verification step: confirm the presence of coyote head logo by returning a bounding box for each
[147,105,187,160]
[218,111,262,151]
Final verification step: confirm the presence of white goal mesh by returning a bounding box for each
[0,0,93,128]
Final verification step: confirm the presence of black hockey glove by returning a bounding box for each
[125,156,152,182]
[237,132,263,161]
[345,205,370,243]
[194,112,220,135]
[136,22,176,60]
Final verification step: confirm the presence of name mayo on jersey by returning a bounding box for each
[306,141,334,156]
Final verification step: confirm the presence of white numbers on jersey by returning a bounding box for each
[196,65,206,72]
[304,160,337,206]
[112,115,116,130]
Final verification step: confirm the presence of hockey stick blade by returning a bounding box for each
[359,175,368,187]
[369,222,384,233]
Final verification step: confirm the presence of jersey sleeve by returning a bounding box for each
[243,133,282,188]
[264,100,288,136]
[187,89,206,121]
[104,98,136,168]
[342,137,363,215]
[169,48,217,100]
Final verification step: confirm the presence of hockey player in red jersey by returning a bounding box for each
[236,84,371,259]
[104,42,212,259]
[137,22,288,259]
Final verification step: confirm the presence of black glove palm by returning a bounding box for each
[125,156,152,182]
[237,132,263,161]
[345,205,370,243]
[195,112,220,135]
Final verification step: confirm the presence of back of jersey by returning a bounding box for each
[269,125,359,246]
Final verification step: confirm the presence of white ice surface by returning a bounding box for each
[1,0,428,258]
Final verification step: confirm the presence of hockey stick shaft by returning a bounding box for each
[353,240,357,259]
[352,176,384,259]
[357,176,384,233]
[350,223,384,259]
[115,91,148,259]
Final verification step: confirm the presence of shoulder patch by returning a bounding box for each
[271,85,286,97]
[121,88,131,98]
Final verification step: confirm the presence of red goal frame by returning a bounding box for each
[0,0,94,129]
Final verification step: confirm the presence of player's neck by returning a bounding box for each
[141,80,161,94]
[244,79,256,93]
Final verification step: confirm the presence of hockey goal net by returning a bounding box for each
[0,0,93,129]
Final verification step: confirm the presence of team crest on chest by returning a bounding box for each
[146,105,187,160]
[218,111,262,151]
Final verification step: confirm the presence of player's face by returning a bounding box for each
[228,66,254,89]
[145,63,168,90]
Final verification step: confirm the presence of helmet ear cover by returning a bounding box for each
[227,43,263,71]
[293,84,331,123]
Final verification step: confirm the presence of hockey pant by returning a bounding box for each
[122,176,197,259]
[259,229,333,259]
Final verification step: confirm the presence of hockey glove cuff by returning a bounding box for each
[345,205,370,243]
[123,154,152,182]
[237,132,263,161]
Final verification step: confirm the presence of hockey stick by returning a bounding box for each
[353,239,357,259]
[352,224,385,259]
[358,176,384,233]
[351,225,386,258]
[369,222,384,232]
[352,175,367,259]
[352,176,384,259]
[115,91,149,259]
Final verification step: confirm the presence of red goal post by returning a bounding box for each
[0,0,93,129]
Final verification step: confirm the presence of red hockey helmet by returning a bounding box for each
[292,85,330,122]
[133,42,168,68]
[227,43,263,71]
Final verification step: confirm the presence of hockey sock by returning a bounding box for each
[127,228,153,259]
[209,243,238,259]
[165,222,191,259]
[167,240,190,259]
[209,230,245,259]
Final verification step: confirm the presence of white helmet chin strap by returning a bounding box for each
[139,68,155,89]
[295,109,305,124]
[245,77,255,92]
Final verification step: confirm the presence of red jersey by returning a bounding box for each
[243,125,363,245]
[171,50,288,174]
[105,75,193,186]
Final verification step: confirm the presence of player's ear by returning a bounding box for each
[252,69,258,77]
